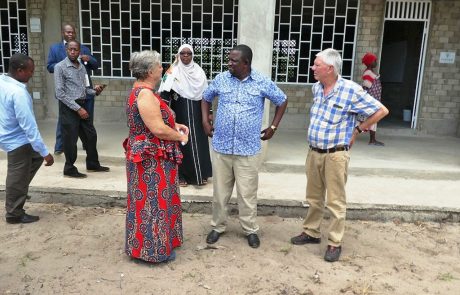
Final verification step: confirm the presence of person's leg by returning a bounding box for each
[324,150,350,247]
[302,151,327,239]
[54,115,63,153]
[81,98,95,150]
[60,101,80,175]
[79,117,101,169]
[368,124,384,146]
[84,98,95,124]
[5,144,42,218]
[233,154,261,235]
[210,151,235,233]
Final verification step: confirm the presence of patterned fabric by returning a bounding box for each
[124,86,183,263]
[308,76,383,149]
[358,69,382,122]
[202,69,286,156]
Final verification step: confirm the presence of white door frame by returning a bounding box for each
[381,0,432,128]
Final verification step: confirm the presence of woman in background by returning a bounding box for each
[159,44,212,187]
[359,52,385,146]
[124,50,189,263]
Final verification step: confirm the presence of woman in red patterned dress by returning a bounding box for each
[123,50,189,263]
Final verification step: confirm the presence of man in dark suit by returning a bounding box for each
[47,24,100,154]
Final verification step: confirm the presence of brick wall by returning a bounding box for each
[418,0,460,135]
[27,0,47,118]
[26,0,460,135]
[354,0,385,79]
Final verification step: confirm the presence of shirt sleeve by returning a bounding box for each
[81,46,99,71]
[362,70,375,89]
[47,45,58,73]
[202,75,219,102]
[13,92,49,157]
[261,79,287,106]
[351,86,383,117]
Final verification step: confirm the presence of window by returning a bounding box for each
[0,0,28,73]
[273,0,360,83]
[79,0,239,79]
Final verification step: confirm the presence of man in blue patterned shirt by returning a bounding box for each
[202,44,288,248]
[291,48,388,262]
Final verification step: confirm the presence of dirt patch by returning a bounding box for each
[1,203,459,294]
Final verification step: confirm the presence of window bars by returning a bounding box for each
[79,0,238,79]
[272,0,360,83]
[0,0,28,73]
[79,0,359,84]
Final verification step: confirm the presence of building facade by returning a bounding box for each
[1,0,459,136]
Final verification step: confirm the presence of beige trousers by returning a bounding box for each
[302,149,350,247]
[210,151,261,235]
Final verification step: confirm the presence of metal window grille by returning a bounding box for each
[79,0,238,79]
[273,0,360,84]
[385,0,431,21]
[0,0,28,73]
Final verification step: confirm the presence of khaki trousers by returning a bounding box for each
[210,151,261,235]
[302,149,350,247]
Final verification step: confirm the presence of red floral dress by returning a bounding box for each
[123,86,183,263]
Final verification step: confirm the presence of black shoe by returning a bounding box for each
[324,245,342,262]
[6,213,40,224]
[290,232,321,245]
[64,171,87,178]
[54,150,63,155]
[206,230,221,244]
[247,233,260,248]
[87,166,110,172]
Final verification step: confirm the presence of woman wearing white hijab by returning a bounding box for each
[159,44,212,186]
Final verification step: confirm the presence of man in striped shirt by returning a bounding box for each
[290,48,389,262]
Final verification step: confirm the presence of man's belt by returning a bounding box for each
[309,145,349,153]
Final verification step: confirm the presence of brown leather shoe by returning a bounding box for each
[324,245,342,262]
[290,232,321,245]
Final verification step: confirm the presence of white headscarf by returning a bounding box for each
[158,44,208,101]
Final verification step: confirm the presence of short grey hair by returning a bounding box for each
[316,48,342,76]
[129,50,161,80]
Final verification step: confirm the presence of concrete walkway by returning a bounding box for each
[1,120,459,220]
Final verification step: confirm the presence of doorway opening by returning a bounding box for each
[379,0,431,129]
[380,21,424,127]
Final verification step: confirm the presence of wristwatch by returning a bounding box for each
[355,126,363,133]
[270,125,277,131]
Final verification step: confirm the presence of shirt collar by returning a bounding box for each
[227,68,262,82]
[64,57,81,68]
[0,74,27,89]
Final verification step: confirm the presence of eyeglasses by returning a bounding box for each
[179,52,192,56]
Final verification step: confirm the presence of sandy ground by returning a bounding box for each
[1,203,459,295]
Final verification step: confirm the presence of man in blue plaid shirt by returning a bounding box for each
[291,48,389,262]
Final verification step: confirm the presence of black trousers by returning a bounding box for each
[5,144,43,218]
[59,100,100,174]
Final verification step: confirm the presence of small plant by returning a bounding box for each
[279,245,292,255]
[437,272,457,281]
